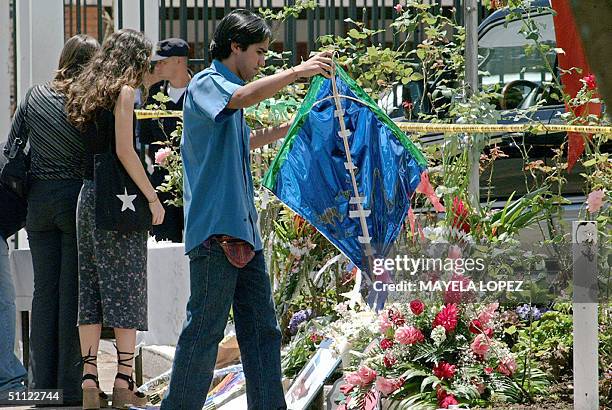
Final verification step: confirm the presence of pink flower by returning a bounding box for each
[378,311,393,334]
[433,361,456,380]
[394,3,403,13]
[432,304,458,333]
[448,245,462,260]
[583,74,597,90]
[154,147,172,165]
[345,371,363,386]
[345,365,377,387]
[477,302,499,327]
[498,356,517,376]
[375,377,403,396]
[395,326,425,345]
[471,334,490,357]
[586,189,605,213]
[357,365,377,385]
[410,299,425,315]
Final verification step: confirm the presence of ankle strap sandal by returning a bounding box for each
[81,348,109,409]
[111,348,147,409]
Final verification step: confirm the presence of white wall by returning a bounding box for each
[0,4,10,144]
[16,0,64,101]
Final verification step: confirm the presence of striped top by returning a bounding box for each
[7,84,84,180]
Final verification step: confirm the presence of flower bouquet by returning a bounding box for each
[339,300,549,409]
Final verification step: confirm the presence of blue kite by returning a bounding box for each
[263,65,429,274]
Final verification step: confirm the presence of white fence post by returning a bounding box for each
[113,0,159,46]
[572,221,599,410]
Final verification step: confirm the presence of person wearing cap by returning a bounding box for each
[138,38,191,243]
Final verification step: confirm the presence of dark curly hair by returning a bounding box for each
[65,29,152,130]
[209,9,271,61]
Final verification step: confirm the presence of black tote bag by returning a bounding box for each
[93,118,152,232]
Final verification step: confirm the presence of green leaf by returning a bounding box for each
[410,72,424,81]
[583,158,597,167]
[420,375,440,392]
[505,325,517,335]
[416,49,426,60]
[348,29,367,39]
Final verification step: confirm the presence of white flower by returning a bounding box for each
[431,325,447,347]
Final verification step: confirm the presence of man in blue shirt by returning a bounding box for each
[161,9,331,410]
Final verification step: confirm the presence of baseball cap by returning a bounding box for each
[151,38,190,61]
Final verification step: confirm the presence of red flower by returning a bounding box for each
[440,394,459,408]
[451,196,470,233]
[383,353,397,368]
[389,309,406,326]
[309,333,323,343]
[469,319,483,334]
[583,74,597,90]
[436,386,459,408]
[432,304,458,333]
[470,319,495,337]
[410,299,425,315]
[484,366,493,375]
[433,361,456,380]
[436,385,447,401]
[380,338,394,350]
[402,99,413,111]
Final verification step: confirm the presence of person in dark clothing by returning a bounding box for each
[138,38,191,243]
[4,34,100,405]
[65,29,164,410]
[0,182,28,397]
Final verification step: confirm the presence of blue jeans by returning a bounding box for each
[0,238,27,393]
[161,241,286,410]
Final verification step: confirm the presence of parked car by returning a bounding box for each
[379,0,608,204]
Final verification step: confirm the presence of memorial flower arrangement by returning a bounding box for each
[338,301,549,409]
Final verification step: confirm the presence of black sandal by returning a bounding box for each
[111,347,147,409]
[81,348,109,409]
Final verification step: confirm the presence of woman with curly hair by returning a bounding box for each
[65,29,164,409]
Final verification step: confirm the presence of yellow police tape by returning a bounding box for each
[396,122,612,135]
[135,110,183,119]
[135,109,612,135]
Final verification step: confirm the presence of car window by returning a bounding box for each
[478,13,562,109]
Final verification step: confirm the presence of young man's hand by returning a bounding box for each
[293,51,334,79]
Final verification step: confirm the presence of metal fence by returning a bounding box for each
[60,0,493,71]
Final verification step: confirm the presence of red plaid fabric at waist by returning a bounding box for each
[210,235,255,268]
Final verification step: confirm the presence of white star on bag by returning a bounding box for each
[116,188,137,212]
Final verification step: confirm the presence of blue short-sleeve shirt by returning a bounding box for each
[181,59,262,254]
